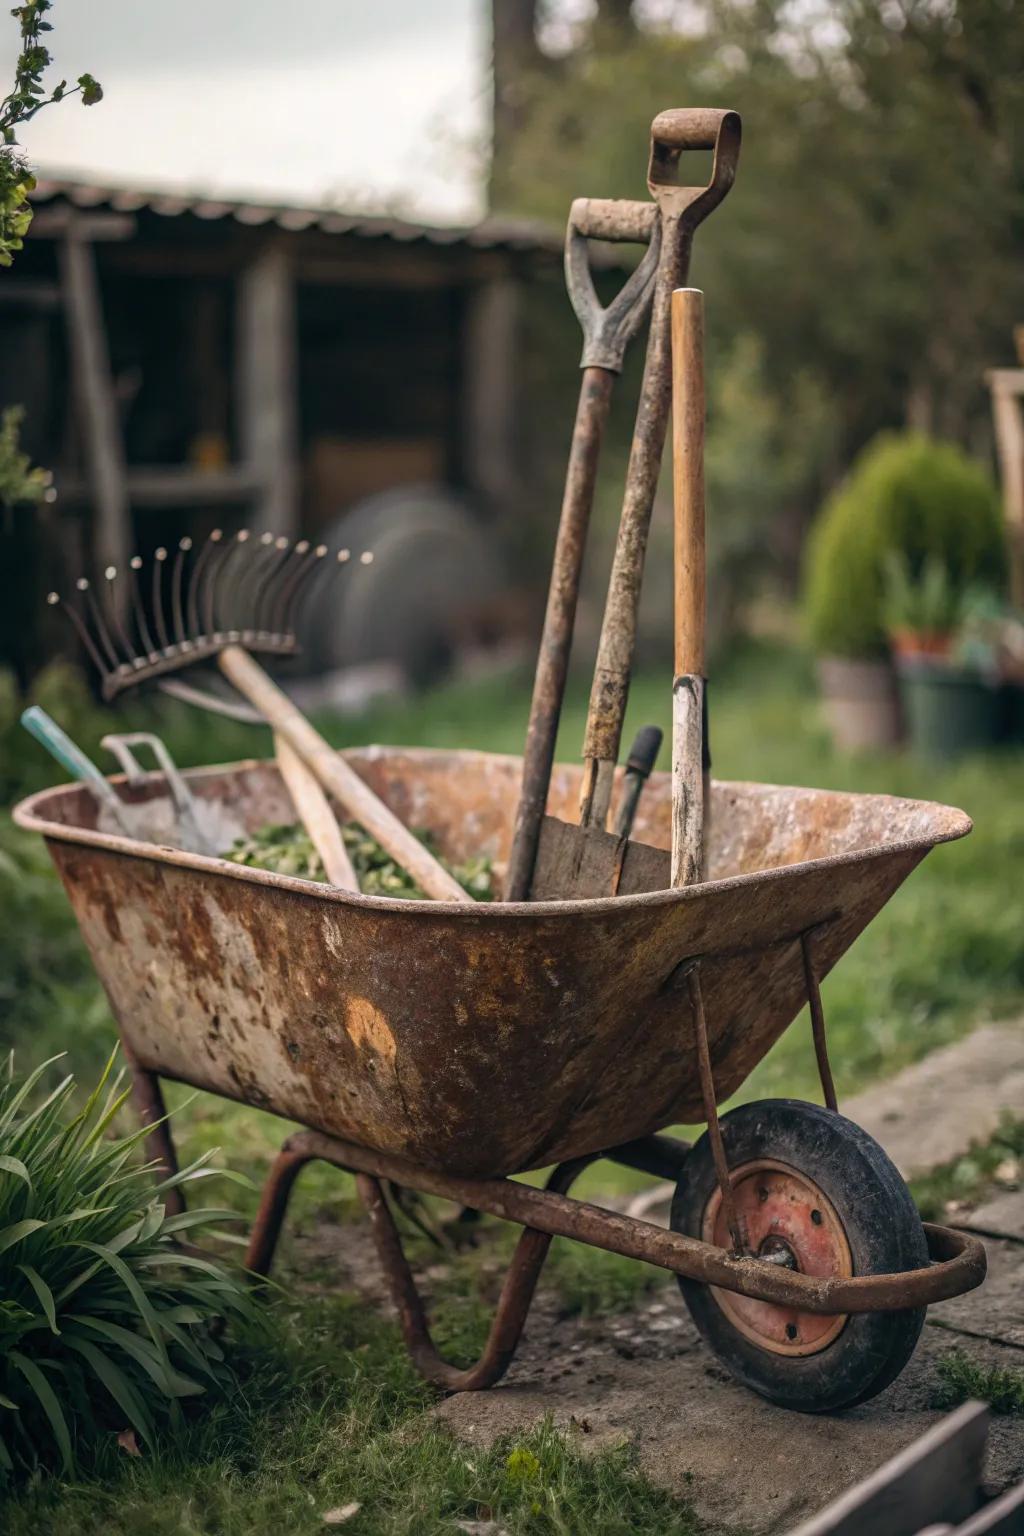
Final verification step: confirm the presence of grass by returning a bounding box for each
[1,637,1022,1527]
[934,1349,1024,1415]
[3,1295,700,1535]
[910,1116,1023,1222]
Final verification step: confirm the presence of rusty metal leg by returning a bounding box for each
[688,964,746,1254]
[121,1040,185,1218]
[245,1141,318,1276]
[801,929,839,1112]
[356,1157,593,1392]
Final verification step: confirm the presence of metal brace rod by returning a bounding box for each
[801,927,839,1112]
[687,963,746,1255]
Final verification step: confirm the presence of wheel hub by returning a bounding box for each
[701,1157,852,1357]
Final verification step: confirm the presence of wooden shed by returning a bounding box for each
[0,179,563,680]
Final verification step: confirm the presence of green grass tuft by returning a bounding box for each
[934,1349,1024,1415]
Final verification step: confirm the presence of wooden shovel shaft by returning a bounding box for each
[670,287,706,889]
[274,732,359,891]
[218,646,471,904]
[672,288,706,677]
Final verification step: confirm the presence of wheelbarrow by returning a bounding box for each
[14,746,986,1413]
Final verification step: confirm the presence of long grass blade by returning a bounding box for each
[18,1265,59,1334]
[9,1351,72,1472]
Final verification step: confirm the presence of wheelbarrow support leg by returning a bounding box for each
[121,1040,185,1218]
[801,927,838,1112]
[688,963,746,1254]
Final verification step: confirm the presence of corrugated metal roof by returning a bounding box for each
[31,175,563,254]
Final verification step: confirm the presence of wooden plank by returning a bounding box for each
[58,223,132,586]
[236,244,299,536]
[955,1477,1024,1535]
[788,1402,990,1536]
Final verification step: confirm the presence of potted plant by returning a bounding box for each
[803,434,1006,752]
[883,560,1003,759]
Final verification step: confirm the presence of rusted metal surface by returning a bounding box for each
[580,109,742,828]
[246,1127,987,1316]
[505,194,659,902]
[688,964,746,1254]
[15,745,971,1180]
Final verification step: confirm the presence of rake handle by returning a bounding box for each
[274,732,359,892]
[218,646,471,904]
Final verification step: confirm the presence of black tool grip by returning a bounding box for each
[624,724,663,780]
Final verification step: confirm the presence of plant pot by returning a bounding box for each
[897,660,1000,761]
[816,656,902,752]
[997,682,1024,745]
[888,629,953,661]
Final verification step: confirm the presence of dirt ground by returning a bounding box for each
[295,1023,1024,1535]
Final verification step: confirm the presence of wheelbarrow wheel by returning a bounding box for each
[670,1099,929,1413]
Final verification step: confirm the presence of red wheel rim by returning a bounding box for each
[701,1158,852,1357]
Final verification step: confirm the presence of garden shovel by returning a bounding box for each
[528,110,739,900]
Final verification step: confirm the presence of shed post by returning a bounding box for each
[461,275,520,515]
[237,244,300,536]
[58,217,132,588]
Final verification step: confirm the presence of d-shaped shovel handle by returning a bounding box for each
[565,197,661,373]
[647,107,742,222]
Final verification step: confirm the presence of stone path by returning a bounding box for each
[429,1021,1024,1533]
[840,1020,1024,1178]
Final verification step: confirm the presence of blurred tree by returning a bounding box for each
[489,0,1024,585]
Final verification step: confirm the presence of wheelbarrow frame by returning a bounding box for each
[13,747,986,1396]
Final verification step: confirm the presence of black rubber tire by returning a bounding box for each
[671,1099,929,1413]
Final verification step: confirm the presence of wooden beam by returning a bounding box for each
[31,207,135,241]
[58,221,132,586]
[53,466,261,510]
[236,244,299,536]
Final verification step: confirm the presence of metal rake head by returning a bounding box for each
[48,528,374,701]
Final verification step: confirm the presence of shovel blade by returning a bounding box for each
[528,814,671,900]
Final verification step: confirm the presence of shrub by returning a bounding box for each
[803,433,1006,658]
[0,1051,257,1480]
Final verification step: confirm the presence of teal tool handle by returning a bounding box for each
[20,706,128,829]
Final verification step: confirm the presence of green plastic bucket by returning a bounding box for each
[897,661,999,761]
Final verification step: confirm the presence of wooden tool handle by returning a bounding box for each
[670,286,707,889]
[219,646,471,904]
[274,732,358,891]
[672,287,706,678]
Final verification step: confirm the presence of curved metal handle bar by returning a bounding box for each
[565,204,662,373]
[245,1141,595,1392]
[647,107,742,225]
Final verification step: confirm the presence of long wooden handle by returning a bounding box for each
[218,645,471,904]
[274,732,358,891]
[670,286,706,889]
[672,287,706,677]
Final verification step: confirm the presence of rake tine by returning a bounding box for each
[254,535,291,636]
[47,589,110,681]
[103,566,144,671]
[281,543,329,640]
[152,548,170,651]
[240,531,278,637]
[128,556,158,659]
[79,577,122,675]
[198,529,228,639]
[171,537,193,647]
[268,539,311,637]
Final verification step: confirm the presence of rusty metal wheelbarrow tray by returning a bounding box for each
[14,744,972,1182]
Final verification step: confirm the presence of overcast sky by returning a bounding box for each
[1,1,490,221]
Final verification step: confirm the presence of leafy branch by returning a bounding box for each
[0,1,102,266]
